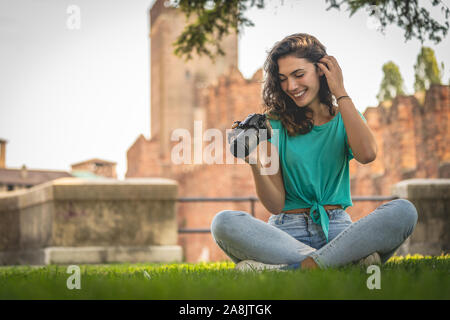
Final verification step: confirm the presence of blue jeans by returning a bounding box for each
[211,199,418,269]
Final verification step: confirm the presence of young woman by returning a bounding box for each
[211,33,418,271]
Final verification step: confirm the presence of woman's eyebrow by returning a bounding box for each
[278,68,305,76]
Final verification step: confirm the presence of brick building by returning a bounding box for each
[126,0,450,262]
[0,139,72,192]
[71,158,117,179]
[0,139,113,192]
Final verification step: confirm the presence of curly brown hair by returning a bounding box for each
[262,33,336,136]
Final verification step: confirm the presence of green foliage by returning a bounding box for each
[414,46,444,92]
[0,254,448,299]
[327,0,450,44]
[171,0,264,63]
[168,0,450,62]
[377,61,406,102]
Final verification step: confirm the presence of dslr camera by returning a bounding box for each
[227,113,272,159]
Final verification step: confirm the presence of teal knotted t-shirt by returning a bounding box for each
[267,109,367,242]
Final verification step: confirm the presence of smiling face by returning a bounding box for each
[277,55,324,107]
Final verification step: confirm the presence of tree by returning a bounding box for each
[171,0,262,63]
[377,61,406,102]
[413,46,444,92]
[168,0,450,62]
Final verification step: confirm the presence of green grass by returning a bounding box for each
[0,254,448,300]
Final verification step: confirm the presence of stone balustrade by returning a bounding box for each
[1,177,447,265]
[392,178,449,256]
[0,177,182,265]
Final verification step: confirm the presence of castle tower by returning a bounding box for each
[149,0,238,157]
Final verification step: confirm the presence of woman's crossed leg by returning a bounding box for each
[211,199,418,269]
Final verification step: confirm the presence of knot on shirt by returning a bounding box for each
[309,202,330,242]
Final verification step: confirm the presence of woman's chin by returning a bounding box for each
[294,102,308,107]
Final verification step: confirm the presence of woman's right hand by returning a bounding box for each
[244,118,273,166]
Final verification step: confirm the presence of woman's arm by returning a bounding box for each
[317,55,377,164]
[248,141,285,214]
[337,95,378,164]
[244,119,285,214]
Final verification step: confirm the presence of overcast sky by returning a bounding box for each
[0,0,449,180]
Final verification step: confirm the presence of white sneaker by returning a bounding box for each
[358,252,381,267]
[235,260,288,272]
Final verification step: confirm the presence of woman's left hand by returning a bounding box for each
[317,55,347,98]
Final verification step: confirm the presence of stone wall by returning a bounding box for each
[0,177,182,265]
[393,179,449,255]
[348,85,449,221]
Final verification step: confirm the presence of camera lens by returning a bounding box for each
[230,128,259,159]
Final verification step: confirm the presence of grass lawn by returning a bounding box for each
[0,254,448,300]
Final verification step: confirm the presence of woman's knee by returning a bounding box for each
[211,210,248,240]
[389,199,418,232]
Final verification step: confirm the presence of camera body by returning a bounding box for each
[228,113,272,159]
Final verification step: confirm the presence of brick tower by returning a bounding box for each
[149,0,238,160]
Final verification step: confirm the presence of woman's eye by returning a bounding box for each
[279,74,302,81]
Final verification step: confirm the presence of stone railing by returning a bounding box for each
[392,178,449,256]
[0,177,182,265]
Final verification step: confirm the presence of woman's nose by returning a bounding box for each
[287,78,298,92]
